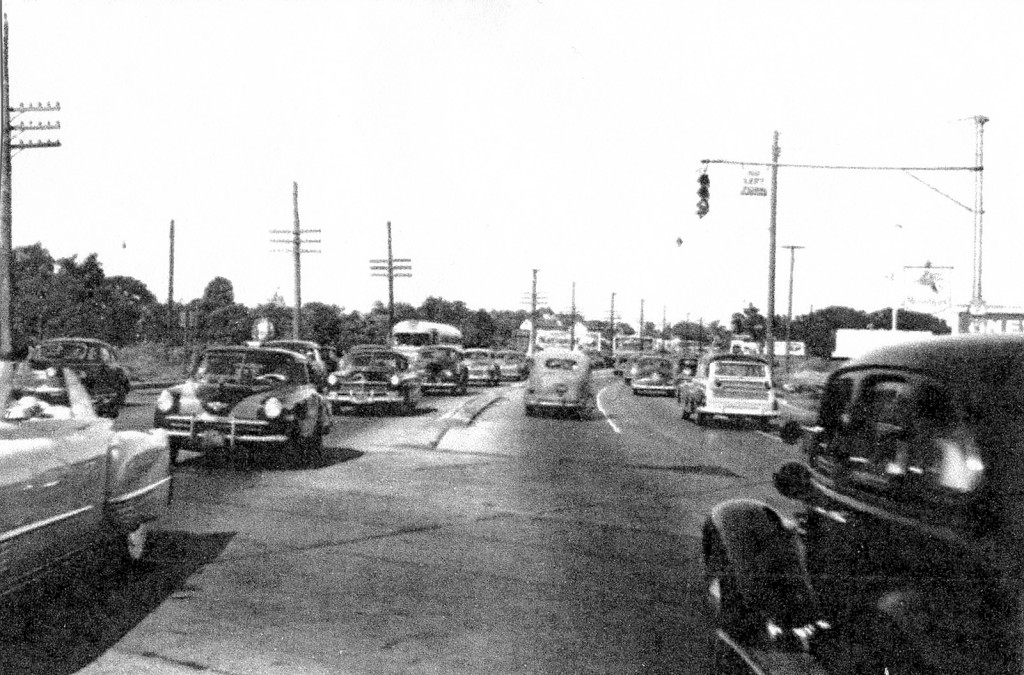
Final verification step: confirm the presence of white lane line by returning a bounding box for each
[596,385,621,434]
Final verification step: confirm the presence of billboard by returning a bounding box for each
[903,262,953,314]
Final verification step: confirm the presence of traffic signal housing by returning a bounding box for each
[696,173,710,218]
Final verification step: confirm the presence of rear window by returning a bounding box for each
[543,358,578,371]
[713,361,766,378]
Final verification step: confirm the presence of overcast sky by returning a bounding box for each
[4,0,1023,328]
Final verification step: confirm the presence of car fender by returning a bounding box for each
[105,429,173,532]
[703,499,820,631]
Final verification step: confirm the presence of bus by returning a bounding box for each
[390,320,463,361]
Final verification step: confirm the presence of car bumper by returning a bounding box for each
[157,414,292,446]
[633,384,675,395]
[697,402,777,418]
[327,389,403,405]
[525,395,586,409]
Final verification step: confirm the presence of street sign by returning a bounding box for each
[740,168,767,196]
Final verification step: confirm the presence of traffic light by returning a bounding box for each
[696,173,710,218]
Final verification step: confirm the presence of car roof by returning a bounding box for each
[538,348,588,362]
[840,333,1024,382]
[705,352,769,365]
[265,339,319,348]
[41,337,116,350]
[204,345,305,360]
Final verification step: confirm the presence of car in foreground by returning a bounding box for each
[630,354,679,396]
[524,348,594,418]
[463,348,501,387]
[153,346,331,466]
[0,360,171,600]
[325,348,422,415]
[679,352,777,427]
[702,334,1017,674]
[415,345,469,395]
[29,337,132,417]
[495,350,531,381]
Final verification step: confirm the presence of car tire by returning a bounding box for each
[168,437,184,466]
[525,404,536,417]
[695,412,706,426]
[401,392,416,416]
[704,539,757,643]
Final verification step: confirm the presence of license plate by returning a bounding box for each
[199,430,226,449]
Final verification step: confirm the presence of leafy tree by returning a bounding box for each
[302,302,343,346]
[201,276,235,311]
[11,243,57,346]
[464,309,497,347]
[204,304,253,344]
[865,307,951,334]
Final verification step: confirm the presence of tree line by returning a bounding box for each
[10,242,951,357]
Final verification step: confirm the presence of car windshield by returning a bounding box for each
[714,361,766,378]
[346,353,400,369]
[501,353,525,363]
[193,351,305,385]
[268,342,317,358]
[394,333,433,347]
[465,352,490,361]
[1,364,79,421]
[38,341,93,361]
[638,358,670,371]
[420,348,454,361]
[543,358,578,371]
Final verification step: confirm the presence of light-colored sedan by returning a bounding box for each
[1,361,172,600]
[524,348,594,418]
[463,348,501,387]
[495,350,531,381]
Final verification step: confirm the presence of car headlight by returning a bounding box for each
[327,373,338,386]
[156,389,175,413]
[443,369,452,377]
[390,374,401,387]
[263,397,284,419]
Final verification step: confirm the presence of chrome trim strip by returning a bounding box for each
[0,505,94,544]
[108,475,172,505]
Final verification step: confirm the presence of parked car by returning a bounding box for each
[29,337,131,417]
[495,350,531,381]
[463,348,501,387]
[0,360,171,600]
[415,345,469,395]
[524,348,594,418]
[153,346,332,466]
[703,334,1023,674]
[262,339,338,388]
[678,352,777,428]
[325,348,422,415]
[630,354,678,396]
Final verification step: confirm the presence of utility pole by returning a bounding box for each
[639,299,645,351]
[370,220,412,330]
[167,219,175,335]
[0,15,61,356]
[782,245,804,374]
[609,291,616,356]
[766,131,780,362]
[530,269,538,353]
[270,182,320,339]
[661,305,667,348]
[569,281,576,349]
[971,115,988,308]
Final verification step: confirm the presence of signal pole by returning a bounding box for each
[369,220,412,330]
[569,281,576,349]
[531,269,538,351]
[270,182,320,339]
[609,292,616,354]
[0,15,61,356]
[766,131,780,361]
[167,219,175,334]
[639,299,645,351]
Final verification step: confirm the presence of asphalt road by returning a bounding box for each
[1,372,802,675]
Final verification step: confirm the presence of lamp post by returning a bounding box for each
[782,245,805,374]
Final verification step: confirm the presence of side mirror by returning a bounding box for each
[774,461,812,501]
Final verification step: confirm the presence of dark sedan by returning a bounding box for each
[29,337,131,417]
[325,349,422,415]
[703,334,1024,674]
[153,346,331,466]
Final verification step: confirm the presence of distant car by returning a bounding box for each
[775,368,828,439]
[262,339,336,388]
[463,348,501,387]
[674,357,699,402]
[612,354,633,377]
[630,355,679,396]
[703,334,1024,674]
[524,348,595,418]
[153,346,332,466]
[678,352,777,428]
[415,345,469,395]
[29,337,131,417]
[325,348,422,415]
[495,350,531,381]
[0,360,171,600]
